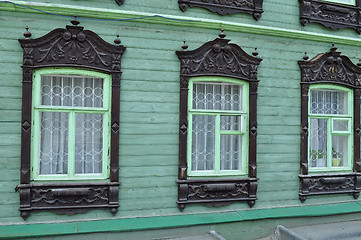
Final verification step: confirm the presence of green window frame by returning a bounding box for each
[187,76,249,177]
[308,84,353,173]
[31,68,111,181]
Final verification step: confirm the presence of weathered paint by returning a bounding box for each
[2,202,361,238]
[1,0,361,239]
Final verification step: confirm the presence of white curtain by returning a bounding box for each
[191,82,242,171]
[39,75,104,175]
[309,89,348,168]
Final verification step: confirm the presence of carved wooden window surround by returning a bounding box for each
[16,19,125,220]
[299,45,361,202]
[176,31,262,211]
[178,0,264,20]
[299,0,361,34]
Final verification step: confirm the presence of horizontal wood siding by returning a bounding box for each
[0,1,361,236]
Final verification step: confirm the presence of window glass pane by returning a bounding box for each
[332,135,348,167]
[39,112,69,175]
[333,120,348,131]
[193,82,242,111]
[41,75,104,108]
[220,116,242,131]
[192,115,215,171]
[310,89,348,115]
[75,113,103,174]
[220,135,242,170]
[309,118,328,168]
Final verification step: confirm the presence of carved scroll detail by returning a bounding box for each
[299,0,361,33]
[179,0,263,20]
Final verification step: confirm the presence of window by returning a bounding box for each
[308,86,353,172]
[17,19,125,219]
[32,69,111,181]
[178,0,264,20]
[188,78,248,177]
[299,45,361,202]
[176,30,262,211]
[299,0,361,33]
[323,0,355,5]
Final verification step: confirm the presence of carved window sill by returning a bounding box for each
[299,173,361,202]
[178,0,264,20]
[177,178,258,211]
[299,0,361,33]
[17,182,120,219]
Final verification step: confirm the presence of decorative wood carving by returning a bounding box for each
[299,173,361,202]
[299,0,361,34]
[178,0,264,20]
[176,30,262,211]
[298,45,361,202]
[17,20,125,219]
[115,0,124,6]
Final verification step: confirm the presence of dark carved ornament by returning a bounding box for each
[178,0,264,20]
[17,19,125,220]
[115,0,124,6]
[298,45,361,202]
[299,0,361,33]
[176,30,262,211]
[299,173,361,202]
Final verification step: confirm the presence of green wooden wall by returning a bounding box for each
[1,0,361,239]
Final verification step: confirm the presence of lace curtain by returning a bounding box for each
[191,82,243,172]
[309,89,349,168]
[39,75,104,175]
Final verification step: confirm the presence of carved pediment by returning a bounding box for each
[176,32,262,81]
[299,45,361,88]
[178,0,264,20]
[19,21,125,72]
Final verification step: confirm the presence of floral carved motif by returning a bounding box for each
[188,183,249,200]
[178,0,263,20]
[299,45,361,88]
[37,30,108,66]
[177,38,262,81]
[19,25,125,71]
[299,174,361,201]
[177,179,257,209]
[31,187,109,206]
